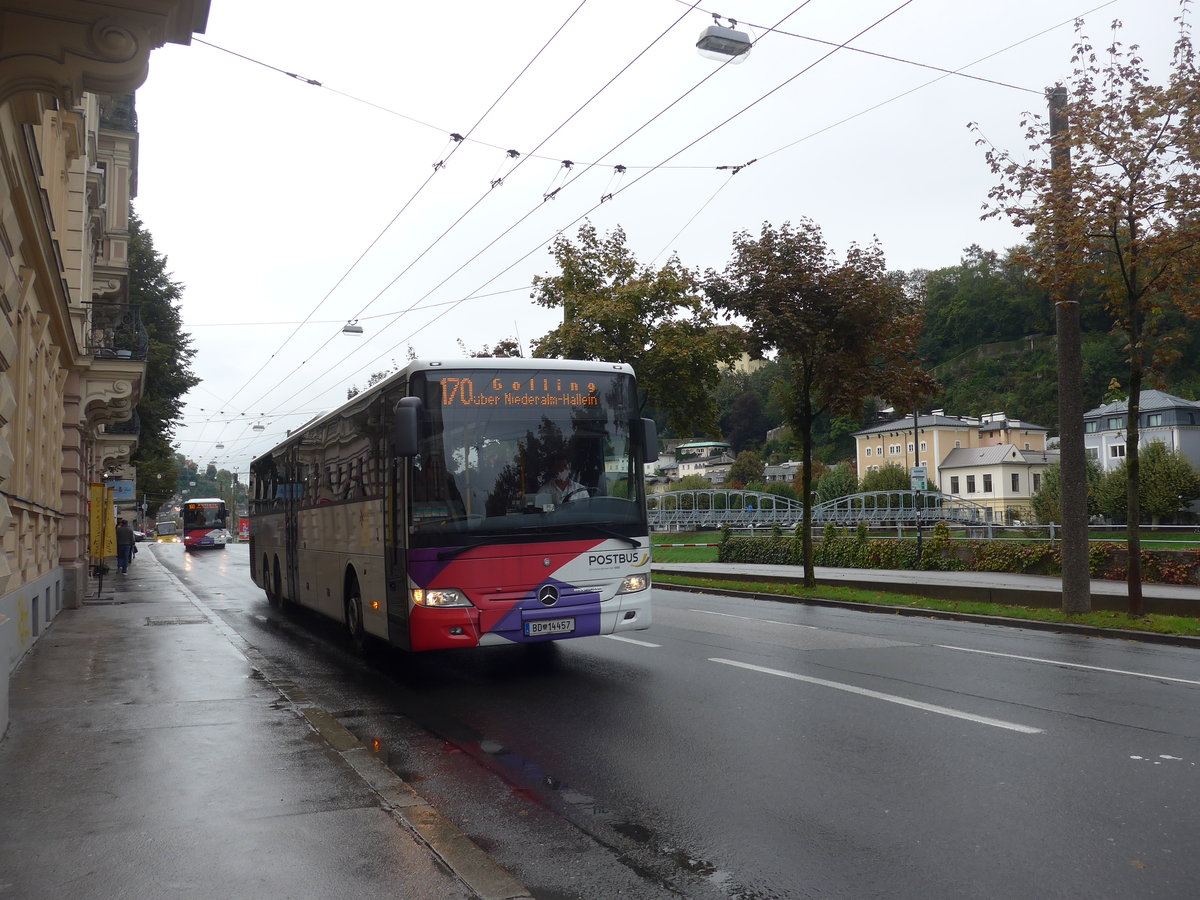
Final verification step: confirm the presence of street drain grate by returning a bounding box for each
[145,616,209,626]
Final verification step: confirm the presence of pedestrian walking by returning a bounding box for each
[116,518,135,574]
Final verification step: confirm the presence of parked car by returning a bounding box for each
[133,530,148,542]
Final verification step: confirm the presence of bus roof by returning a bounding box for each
[184,498,225,505]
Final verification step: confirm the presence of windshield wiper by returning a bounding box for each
[579,525,641,548]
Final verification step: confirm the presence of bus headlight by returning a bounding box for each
[412,588,471,608]
[618,574,649,594]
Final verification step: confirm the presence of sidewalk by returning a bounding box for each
[0,547,529,900]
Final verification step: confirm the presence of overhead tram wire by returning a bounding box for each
[650,1,1113,261]
[264,2,918,411]
[194,0,592,445]
[245,2,711,419]
[180,286,535,327]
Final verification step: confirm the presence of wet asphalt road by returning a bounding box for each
[160,543,1200,899]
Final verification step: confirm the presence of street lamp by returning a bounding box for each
[342,320,363,335]
[696,17,751,63]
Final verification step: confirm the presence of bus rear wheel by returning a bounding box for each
[345,576,366,654]
[266,557,282,608]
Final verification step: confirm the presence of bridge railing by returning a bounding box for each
[648,489,993,531]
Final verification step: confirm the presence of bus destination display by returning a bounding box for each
[437,376,600,408]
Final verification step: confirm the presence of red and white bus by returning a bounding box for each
[182,498,229,549]
[248,359,657,651]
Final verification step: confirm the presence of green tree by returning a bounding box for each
[920,245,1050,365]
[531,223,742,436]
[815,463,859,504]
[667,474,713,492]
[1095,441,1200,524]
[457,336,523,358]
[761,481,798,501]
[128,213,200,518]
[727,450,765,487]
[979,12,1200,613]
[860,464,911,493]
[1030,459,1102,524]
[720,391,767,454]
[706,220,938,585]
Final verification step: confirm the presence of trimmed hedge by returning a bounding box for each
[716,521,1200,585]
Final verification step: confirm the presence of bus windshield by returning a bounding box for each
[408,368,646,548]
[184,501,226,530]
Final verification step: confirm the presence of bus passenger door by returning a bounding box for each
[283,449,300,603]
[384,449,412,650]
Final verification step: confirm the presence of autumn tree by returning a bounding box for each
[706,221,938,586]
[128,213,200,517]
[979,8,1200,613]
[531,223,742,437]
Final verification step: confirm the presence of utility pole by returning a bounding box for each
[1049,85,1091,614]
[913,406,923,566]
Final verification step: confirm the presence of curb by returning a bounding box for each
[654,579,1200,650]
[153,555,533,900]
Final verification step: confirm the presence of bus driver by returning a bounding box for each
[539,454,588,504]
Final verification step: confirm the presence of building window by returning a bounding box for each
[1147,413,1162,426]
[983,474,992,492]
[1033,473,1042,491]
[1107,417,1123,429]
[954,441,961,448]
[1085,447,1099,460]
[865,447,872,456]
[1110,444,1126,458]
[966,475,976,493]
[876,445,883,456]
[920,441,927,452]
[1085,421,1098,433]
[907,442,915,453]
[950,476,960,493]
[1011,473,1020,492]
[1024,443,1030,450]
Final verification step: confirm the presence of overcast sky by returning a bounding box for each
[131,0,1186,478]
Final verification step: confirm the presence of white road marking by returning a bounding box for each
[710,657,1044,734]
[690,609,818,629]
[603,635,661,647]
[936,645,1200,686]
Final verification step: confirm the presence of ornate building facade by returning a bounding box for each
[1,1,210,733]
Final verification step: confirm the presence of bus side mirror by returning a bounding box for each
[640,418,659,463]
[393,397,423,457]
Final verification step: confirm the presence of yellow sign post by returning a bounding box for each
[88,483,116,560]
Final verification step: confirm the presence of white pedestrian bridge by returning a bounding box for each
[648,489,993,531]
